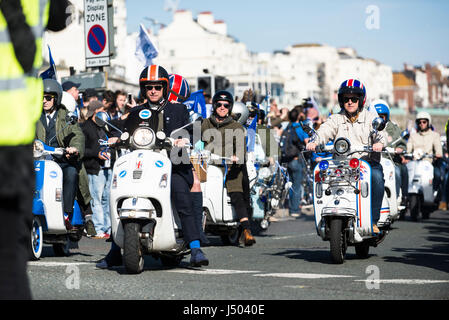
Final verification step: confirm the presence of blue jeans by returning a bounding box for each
[287,158,304,214]
[369,161,385,223]
[88,169,112,235]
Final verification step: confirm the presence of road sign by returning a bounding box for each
[84,0,110,68]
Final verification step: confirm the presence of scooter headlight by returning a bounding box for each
[334,138,350,155]
[131,127,155,148]
[33,140,44,158]
[258,167,271,181]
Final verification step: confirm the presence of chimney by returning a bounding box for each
[213,20,227,35]
[197,11,214,31]
[173,9,193,23]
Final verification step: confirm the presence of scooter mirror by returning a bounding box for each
[301,119,316,137]
[372,117,386,131]
[65,112,78,125]
[190,112,203,122]
[400,130,410,141]
[95,111,110,127]
[120,132,130,141]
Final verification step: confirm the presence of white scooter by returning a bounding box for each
[406,149,437,220]
[304,118,392,263]
[97,112,192,274]
[200,151,241,245]
[31,113,84,260]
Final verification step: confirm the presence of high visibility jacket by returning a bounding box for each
[0,0,49,146]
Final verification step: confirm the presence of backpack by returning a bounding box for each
[280,124,303,163]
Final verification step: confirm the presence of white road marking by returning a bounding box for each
[165,268,260,275]
[28,261,91,267]
[355,279,449,285]
[254,273,355,279]
[272,233,315,240]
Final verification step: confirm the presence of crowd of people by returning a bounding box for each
[42,71,449,251]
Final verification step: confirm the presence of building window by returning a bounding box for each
[170,50,175,57]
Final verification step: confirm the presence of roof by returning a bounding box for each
[393,72,416,87]
[291,43,322,48]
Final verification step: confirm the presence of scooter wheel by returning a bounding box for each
[220,228,240,246]
[53,240,70,257]
[29,216,43,260]
[329,218,347,264]
[123,222,144,274]
[409,194,421,221]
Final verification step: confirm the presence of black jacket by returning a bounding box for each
[81,119,116,175]
[119,102,193,187]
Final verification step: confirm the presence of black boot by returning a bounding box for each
[191,192,210,245]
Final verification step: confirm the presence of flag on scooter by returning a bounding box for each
[40,45,57,80]
[135,23,158,67]
[183,89,207,118]
[246,107,259,152]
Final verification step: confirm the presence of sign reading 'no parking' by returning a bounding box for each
[84,0,110,67]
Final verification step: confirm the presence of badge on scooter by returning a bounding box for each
[155,160,164,168]
[139,109,152,120]
[119,170,127,178]
[49,171,58,178]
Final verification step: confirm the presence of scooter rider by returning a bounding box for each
[98,65,208,268]
[201,91,256,246]
[406,112,443,196]
[373,99,409,208]
[306,79,386,233]
[36,79,85,231]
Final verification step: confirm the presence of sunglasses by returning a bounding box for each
[418,120,428,124]
[145,85,163,91]
[43,95,55,101]
[214,102,231,109]
[342,97,359,103]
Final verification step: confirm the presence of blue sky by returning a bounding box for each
[126,0,449,71]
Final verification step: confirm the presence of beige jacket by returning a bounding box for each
[315,109,386,161]
[407,130,442,161]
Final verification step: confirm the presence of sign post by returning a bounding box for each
[84,0,110,68]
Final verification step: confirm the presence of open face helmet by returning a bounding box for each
[212,90,234,113]
[372,99,390,122]
[416,111,431,130]
[139,65,170,108]
[43,79,63,105]
[337,79,366,110]
[168,74,190,103]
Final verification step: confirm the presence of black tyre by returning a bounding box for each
[355,242,370,259]
[409,194,421,221]
[220,228,240,246]
[160,254,183,267]
[53,239,70,257]
[29,216,43,260]
[329,218,347,264]
[123,222,144,274]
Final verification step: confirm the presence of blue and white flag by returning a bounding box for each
[135,23,158,67]
[246,103,259,152]
[183,89,207,118]
[40,45,57,80]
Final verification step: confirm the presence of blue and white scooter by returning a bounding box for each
[31,118,84,259]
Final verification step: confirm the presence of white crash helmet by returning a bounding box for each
[61,91,77,112]
[416,111,431,126]
[231,101,249,125]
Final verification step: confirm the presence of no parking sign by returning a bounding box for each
[84,0,110,67]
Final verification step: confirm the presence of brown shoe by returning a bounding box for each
[372,224,380,233]
[438,201,447,211]
[240,229,256,246]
